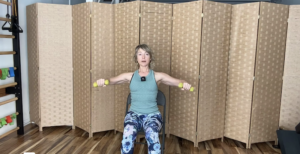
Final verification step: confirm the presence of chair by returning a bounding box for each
[125,90,166,154]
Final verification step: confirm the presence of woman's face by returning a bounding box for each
[137,48,151,68]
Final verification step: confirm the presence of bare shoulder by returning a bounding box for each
[122,72,134,80]
[153,71,182,86]
[153,71,169,81]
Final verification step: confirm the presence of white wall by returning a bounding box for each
[0,0,69,136]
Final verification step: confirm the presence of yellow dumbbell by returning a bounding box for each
[93,80,109,87]
[178,83,194,92]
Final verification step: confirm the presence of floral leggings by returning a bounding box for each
[121,111,163,154]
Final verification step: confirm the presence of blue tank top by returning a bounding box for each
[129,69,159,114]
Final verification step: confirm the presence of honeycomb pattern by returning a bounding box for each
[38,4,73,69]
[250,2,289,144]
[36,4,73,128]
[72,3,91,133]
[114,1,140,132]
[197,0,231,143]
[224,2,260,144]
[170,1,202,143]
[91,3,115,133]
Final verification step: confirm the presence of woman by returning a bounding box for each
[96,44,192,154]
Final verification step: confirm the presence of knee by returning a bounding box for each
[122,124,137,144]
[123,124,137,136]
[145,127,160,143]
[122,124,137,153]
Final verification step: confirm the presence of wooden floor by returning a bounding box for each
[0,124,281,154]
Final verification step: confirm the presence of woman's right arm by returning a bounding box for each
[96,72,133,87]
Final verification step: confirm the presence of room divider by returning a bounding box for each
[27,0,298,148]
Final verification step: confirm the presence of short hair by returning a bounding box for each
[133,44,155,69]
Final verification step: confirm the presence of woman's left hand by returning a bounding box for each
[181,82,191,91]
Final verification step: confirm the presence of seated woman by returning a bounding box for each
[96,44,192,154]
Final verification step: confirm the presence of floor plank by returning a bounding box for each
[0,125,55,153]
[57,136,88,154]
[46,136,74,153]
[0,123,36,144]
[8,139,34,154]
[93,131,123,154]
[73,131,107,154]
[107,132,122,154]
[0,125,284,154]
[208,140,224,154]
[251,144,263,154]
[198,142,209,154]
[26,138,54,153]
[219,139,239,154]
[256,142,280,154]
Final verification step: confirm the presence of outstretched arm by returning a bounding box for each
[155,72,191,90]
[96,72,133,87]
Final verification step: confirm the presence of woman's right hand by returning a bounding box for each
[96,79,107,87]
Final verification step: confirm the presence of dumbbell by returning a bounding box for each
[93,80,109,87]
[178,83,194,92]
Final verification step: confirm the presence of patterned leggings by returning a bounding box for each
[121,111,163,154]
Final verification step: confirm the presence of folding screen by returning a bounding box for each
[197,0,231,144]
[140,1,172,135]
[73,2,91,136]
[27,3,39,128]
[27,3,73,131]
[170,0,232,146]
[114,1,140,132]
[279,5,300,130]
[73,2,115,137]
[225,2,289,148]
[91,3,115,133]
[250,2,288,147]
[27,1,297,148]
[170,1,202,146]
[225,2,260,146]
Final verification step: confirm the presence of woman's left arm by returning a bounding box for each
[155,72,191,90]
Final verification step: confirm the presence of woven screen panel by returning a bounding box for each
[170,1,202,143]
[26,4,40,125]
[36,4,73,127]
[224,3,259,144]
[197,1,231,143]
[279,5,300,130]
[37,4,73,69]
[114,1,140,132]
[140,1,172,135]
[73,3,91,133]
[91,3,115,133]
[250,2,289,144]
